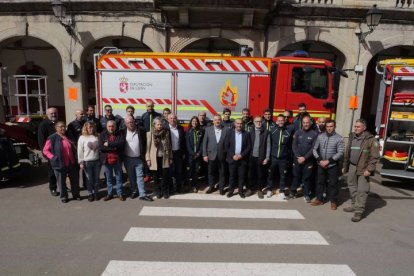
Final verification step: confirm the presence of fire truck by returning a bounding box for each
[94,47,346,122]
[375,59,414,179]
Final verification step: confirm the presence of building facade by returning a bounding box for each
[0,0,413,136]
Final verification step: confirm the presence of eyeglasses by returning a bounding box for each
[105,109,112,112]
[254,121,262,123]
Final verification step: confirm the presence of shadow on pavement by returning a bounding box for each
[365,193,387,217]
[0,163,48,189]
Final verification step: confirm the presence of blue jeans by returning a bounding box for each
[84,160,101,195]
[124,156,146,197]
[104,163,123,196]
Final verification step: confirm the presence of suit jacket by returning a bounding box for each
[224,129,251,164]
[202,125,228,161]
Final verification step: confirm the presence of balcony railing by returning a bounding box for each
[293,0,413,8]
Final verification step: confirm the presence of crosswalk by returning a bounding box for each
[102,195,356,276]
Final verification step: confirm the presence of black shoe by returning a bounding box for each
[94,194,100,201]
[130,193,138,199]
[103,195,113,201]
[245,189,253,197]
[164,194,170,199]
[206,187,214,194]
[61,198,69,203]
[139,196,154,202]
[88,195,94,202]
[219,190,225,196]
[288,192,296,199]
[239,193,245,199]
[156,193,163,199]
[73,196,81,201]
[227,191,234,198]
[51,190,59,197]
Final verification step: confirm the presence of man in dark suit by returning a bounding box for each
[224,118,251,198]
[202,114,228,195]
[166,113,186,193]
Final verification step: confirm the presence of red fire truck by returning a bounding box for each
[94,47,346,121]
[375,59,414,179]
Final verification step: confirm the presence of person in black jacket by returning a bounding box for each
[261,108,276,131]
[67,109,87,189]
[38,107,59,196]
[221,108,234,129]
[267,114,293,199]
[86,105,103,133]
[291,115,318,202]
[99,120,126,201]
[224,118,251,198]
[100,105,121,130]
[186,116,204,193]
[141,100,162,133]
[241,108,254,132]
[165,113,186,194]
[67,109,86,144]
[247,116,270,198]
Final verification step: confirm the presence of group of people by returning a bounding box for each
[37,101,379,222]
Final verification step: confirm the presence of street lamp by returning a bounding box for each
[366,4,383,32]
[51,0,76,38]
[358,4,383,42]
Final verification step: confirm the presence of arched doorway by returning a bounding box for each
[0,36,64,119]
[81,36,151,106]
[362,45,414,133]
[181,38,240,56]
[276,40,346,69]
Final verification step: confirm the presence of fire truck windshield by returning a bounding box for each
[291,67,328,99]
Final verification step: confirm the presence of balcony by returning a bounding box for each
[292,0,413,8]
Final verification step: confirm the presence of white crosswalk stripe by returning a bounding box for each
[124,227,329,245]
[103,261,357,276]
[102,195,356,275]
[139,206,304,219]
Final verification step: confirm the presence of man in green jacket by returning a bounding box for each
[342,119,380,222]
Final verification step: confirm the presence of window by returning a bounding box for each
[291,67,328,99]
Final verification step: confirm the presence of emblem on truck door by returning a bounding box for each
[220,80,238,107]
[119,76,129,94]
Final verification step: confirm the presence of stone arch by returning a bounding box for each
[80,36,152,106]
[0,26,70,62]
[361,44,414,132]
[0,36,65,119]
[359,34,414,67]
[179,37,241,56]
[275,40,347,69]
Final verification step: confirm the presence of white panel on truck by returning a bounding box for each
[100,71,172,117]
[176,73,249,120]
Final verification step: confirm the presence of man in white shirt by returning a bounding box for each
[122,116,153,201]
[166,113,186,193]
